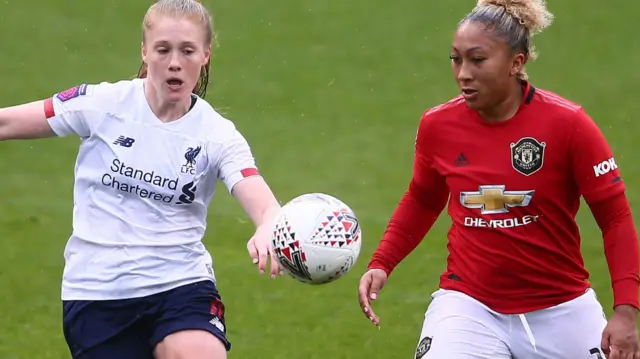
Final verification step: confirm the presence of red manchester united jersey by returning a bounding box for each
[415,83,625,313]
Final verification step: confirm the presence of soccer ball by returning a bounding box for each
[270,193,362,285]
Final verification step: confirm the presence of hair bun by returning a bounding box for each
[476,0,554,33]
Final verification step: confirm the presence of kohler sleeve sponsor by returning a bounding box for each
[592,157,617,177]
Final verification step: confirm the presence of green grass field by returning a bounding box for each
[1,0,639,358]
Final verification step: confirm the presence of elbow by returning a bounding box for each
[0,114,8,141]
[590,193,632,235]
[0,107,18,141]
[407,179,448,213]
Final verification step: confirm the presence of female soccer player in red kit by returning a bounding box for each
[358,0,640,358]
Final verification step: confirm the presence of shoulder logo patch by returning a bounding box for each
[415,336,432,359]
[56,84,88,102]
[510,137,546,176]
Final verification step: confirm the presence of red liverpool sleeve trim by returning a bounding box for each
[589,192,640,309]
[44,98,55,119]
[240,168,259,178]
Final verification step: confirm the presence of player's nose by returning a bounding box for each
[168,53,182,72]
[457,63,473,82]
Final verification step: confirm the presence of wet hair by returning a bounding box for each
[459,0,554,81]
[136,0,214,98]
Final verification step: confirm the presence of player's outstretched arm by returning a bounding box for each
[232,176,283,278]
[232,176,281,229]
[0,100,57,140]
[217,127,282,278]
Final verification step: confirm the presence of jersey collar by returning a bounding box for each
[522,80,536,105]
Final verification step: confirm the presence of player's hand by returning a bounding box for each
[247,224,282,279]
[358,268,388,327]
[601,305,640,359]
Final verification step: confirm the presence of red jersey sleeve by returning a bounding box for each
[367,111,450,276]
[570,109,639,309]
[570,109,625,203]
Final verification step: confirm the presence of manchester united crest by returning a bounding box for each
[510,137,546,176]
[415,336,432,359]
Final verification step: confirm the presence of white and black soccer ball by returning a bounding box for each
[270,193,362,285]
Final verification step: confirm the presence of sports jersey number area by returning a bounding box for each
[95,118,207,207]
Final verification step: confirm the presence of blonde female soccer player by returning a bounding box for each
[0,1,281,358]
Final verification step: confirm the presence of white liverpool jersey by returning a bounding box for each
[45,79,260,301]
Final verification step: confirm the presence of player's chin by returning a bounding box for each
[465,95,493,112]
[163,84,191,103]
[463,98,482,110]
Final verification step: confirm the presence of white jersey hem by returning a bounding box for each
[60,276,215,301]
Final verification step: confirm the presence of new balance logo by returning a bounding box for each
[113,136,135,148]
[454,152,469,167]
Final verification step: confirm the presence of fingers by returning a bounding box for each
[369,276,384,300]
[257,247,268,274]
[358,274,380,326]
[269,248,283,278]
[247,237,266,273]
[247,238,259,265]
[618,346,640,359]
[606,342,640,359]
[357,277,372,316]
[607,347,621,359]
[358,277,371,312]
[248,237,283,279]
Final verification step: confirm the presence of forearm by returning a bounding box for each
[232,176,281,229]
[368,179,448,276]
[604,218,639,309]
[254,201,281,228]
[589,193,640,309]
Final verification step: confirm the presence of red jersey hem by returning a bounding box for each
[439,277,590,314]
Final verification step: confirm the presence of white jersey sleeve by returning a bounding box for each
[46,82,116,138]
[216,127,261,193]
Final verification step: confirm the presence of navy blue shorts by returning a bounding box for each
[62,280,230,359]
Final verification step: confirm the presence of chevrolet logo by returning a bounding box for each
[460,185,534,215]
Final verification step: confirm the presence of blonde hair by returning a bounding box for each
[461,0,554,81]
[137,0,214,98]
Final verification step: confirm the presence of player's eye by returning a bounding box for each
[157,48,169,54]
[449,55,461,63]
[472,57,486,63]
[183,49,195,55]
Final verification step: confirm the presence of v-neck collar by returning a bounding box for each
[136,78,199,127]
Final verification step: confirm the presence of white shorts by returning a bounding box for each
[415,288,608,359]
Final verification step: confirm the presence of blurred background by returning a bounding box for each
[0,0,638,358]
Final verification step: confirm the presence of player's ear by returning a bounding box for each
[141,42,148,63]
[510,52,526,77]
[203,44,211,65]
